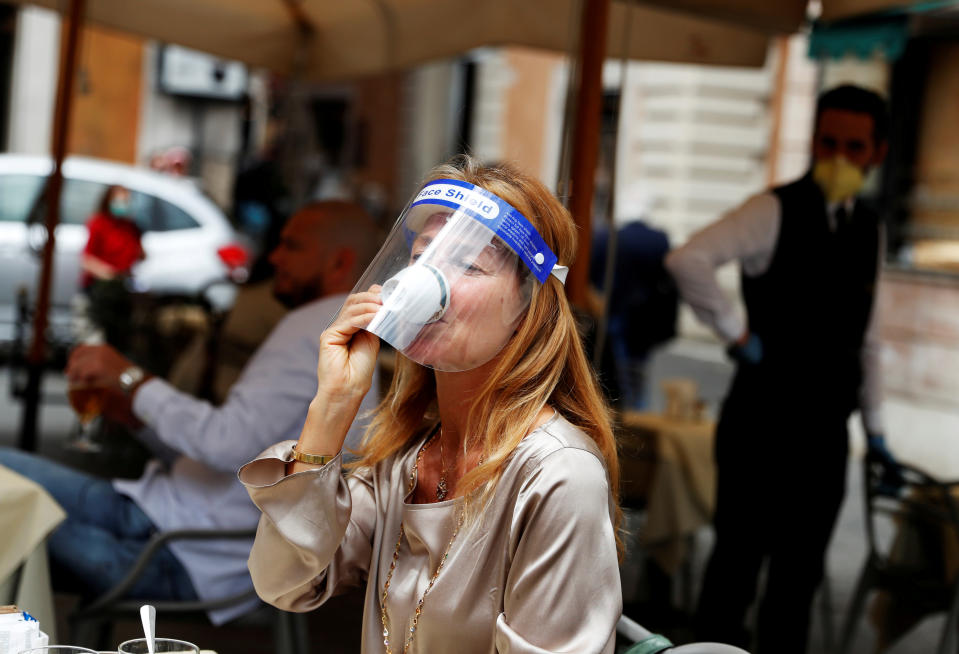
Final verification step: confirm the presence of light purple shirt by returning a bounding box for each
[113,293,378,624]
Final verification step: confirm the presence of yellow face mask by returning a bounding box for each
[812,156,865,204]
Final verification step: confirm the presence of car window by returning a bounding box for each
[0,174,201,233]
[61,178,108,225]
[130,192,156,232]
[153,196,200,231]
[0,174,110,226]
[0,174,44,223]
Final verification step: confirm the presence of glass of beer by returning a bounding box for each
[116,639,199,654]
[67,381,106,452]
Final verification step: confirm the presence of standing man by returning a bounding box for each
[589,216,676,409]
[0,201,379,626]
[666,85,895,653]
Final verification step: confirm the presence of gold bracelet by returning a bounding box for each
[291,444,336,465]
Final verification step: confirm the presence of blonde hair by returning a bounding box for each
[352,156,622,553]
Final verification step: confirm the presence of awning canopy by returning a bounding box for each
[2,0,772,79]
[4,0,949,81]
[634,0,808,33]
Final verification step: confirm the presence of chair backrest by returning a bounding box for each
[616,422,657,511]
[862,456,959,586]
[69,528,259,649]
[617,615,751,653]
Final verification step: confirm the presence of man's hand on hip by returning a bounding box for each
[726,331,763,365]
[867,432,906,495]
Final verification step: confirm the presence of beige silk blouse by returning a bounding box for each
[239,413,622,653]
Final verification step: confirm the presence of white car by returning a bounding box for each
[0,154,247,347]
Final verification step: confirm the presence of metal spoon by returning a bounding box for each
[139,605,156,654]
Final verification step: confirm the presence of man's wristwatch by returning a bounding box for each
[118,365,146,394]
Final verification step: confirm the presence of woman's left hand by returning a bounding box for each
[314,287,382,404]
[295,288,382,461]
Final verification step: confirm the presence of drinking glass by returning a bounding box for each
[66,381,106,452]
[117,639,199,654]
[19,647,98,654]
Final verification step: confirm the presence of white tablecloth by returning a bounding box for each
[0,463,67,641]
[622,412,716,575]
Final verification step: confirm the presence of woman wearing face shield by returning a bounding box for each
[239,156,622,653]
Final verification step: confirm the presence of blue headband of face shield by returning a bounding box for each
[404,179,568,284]
[339,178,569,372]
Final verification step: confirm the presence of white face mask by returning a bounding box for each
[334,178,567,372]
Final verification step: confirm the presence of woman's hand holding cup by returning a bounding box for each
[296,288,382,463]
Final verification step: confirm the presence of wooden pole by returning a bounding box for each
[19,0,86,451]
[766,36,790,188]
[566,0,611,307]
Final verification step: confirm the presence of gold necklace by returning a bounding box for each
[436,432,449,501]
[380,429,464,654]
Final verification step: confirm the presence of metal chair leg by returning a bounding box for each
[935,573,959,654]
[291,611,309,654]
[837,557,876,654]
[819,573,835,654]
[69,616,112,650]
[273,608,310,654]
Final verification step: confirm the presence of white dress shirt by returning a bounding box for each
[113,293,378,624]
[665,192,884,434]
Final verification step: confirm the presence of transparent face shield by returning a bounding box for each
[339,179,568,372]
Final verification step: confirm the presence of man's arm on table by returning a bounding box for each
[133,326,318,473]
[67,316,321,474]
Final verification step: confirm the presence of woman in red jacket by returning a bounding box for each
[81,185,144,350]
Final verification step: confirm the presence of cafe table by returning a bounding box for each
[620,411,717,606]
[0,463,66,641]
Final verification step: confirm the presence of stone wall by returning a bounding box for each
[878,270,959,408]
[876,270,959,477]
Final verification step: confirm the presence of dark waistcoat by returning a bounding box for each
[733,174,879,418]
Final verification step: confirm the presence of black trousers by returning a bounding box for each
[87,277,133,352]
[695,375,850,654]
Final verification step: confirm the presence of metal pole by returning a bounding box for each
[554,0,585,202]
[18,0,86,451]
[279,0,316,212]
[592,0,634,369]
[565,0,611,307]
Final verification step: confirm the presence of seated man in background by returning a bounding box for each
[167,277,289,405]
[0,201,380,626]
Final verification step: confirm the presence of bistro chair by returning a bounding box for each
[617,614,750,653]
[837,453,959,654]
[68,527,307,654]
